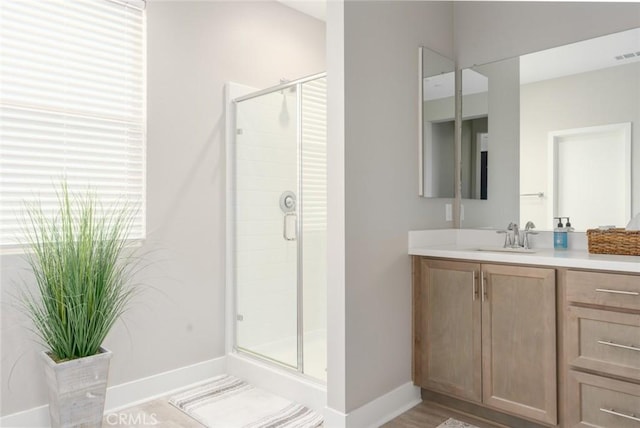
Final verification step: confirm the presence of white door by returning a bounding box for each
[549,123,631,231]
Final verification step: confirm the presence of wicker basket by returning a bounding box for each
[586,228,640,256]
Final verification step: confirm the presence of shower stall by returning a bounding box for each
[227,73,327,383]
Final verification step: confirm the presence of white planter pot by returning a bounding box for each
[41,347,112,428]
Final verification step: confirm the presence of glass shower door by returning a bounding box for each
[233,85,299,368]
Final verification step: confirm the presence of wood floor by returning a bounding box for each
[105,396,503,428]
[103,394,204,428]
[382,401,504,428]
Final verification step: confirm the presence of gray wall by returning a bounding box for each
[0,1,325,416]
[340,0,453,412]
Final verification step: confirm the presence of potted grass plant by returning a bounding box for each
[19,183,140,427]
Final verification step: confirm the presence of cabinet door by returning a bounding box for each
[482,264,557,425]
[417,259,482,402]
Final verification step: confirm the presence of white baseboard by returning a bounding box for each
[0,356,227,427]
[325,381,421,428]
[323,406,348,428]
[2,357,419,428]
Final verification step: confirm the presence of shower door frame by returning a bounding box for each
[226,72,327,377]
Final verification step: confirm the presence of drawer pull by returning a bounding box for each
[597,340,640,352]
[599,408,640,422]
[595,288,640,296]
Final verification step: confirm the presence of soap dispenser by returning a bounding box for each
[564,217,574,248]
[554,217,568,250]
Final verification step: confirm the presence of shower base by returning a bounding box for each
[243,329,326,382]
[226,347,326,417]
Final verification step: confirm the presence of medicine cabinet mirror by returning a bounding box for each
[419,47,489,200]
[419,46,455,198]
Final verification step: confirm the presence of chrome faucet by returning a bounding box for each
[496,222,518,248]
[508,222,520,248]
[497,221,537,249]
[522,221,538,249]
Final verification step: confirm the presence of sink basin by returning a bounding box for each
[476,246,537,254]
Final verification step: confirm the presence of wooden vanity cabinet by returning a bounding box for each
[564,269,640,428]
[413,257,557,425]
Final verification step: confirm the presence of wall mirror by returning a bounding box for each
[465,27,640,231]
[519,27,638,231]
[419,47,489,199]
[419,46,455,198]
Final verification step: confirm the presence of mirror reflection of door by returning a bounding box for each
[461,119,488,200]
[478,133,488,200]
[549,123,631,231]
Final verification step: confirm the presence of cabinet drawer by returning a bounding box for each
[566,270,640,311]
[567,370,640,428]
[567,306,640,381]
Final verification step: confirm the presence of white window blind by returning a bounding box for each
[0,0,146,247]
[301,77,327,232]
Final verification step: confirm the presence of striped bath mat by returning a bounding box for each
[169,375,323,428]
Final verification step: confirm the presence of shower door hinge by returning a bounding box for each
[236,314,244,321]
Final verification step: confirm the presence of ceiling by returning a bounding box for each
[277,0,326,21]
[520,27,640,84]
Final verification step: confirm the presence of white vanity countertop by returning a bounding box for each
[409,229,640,274]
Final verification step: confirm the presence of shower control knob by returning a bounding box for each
[279,191,296,213]
[284,196,294,209]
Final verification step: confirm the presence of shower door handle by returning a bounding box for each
[283,212,297,241]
